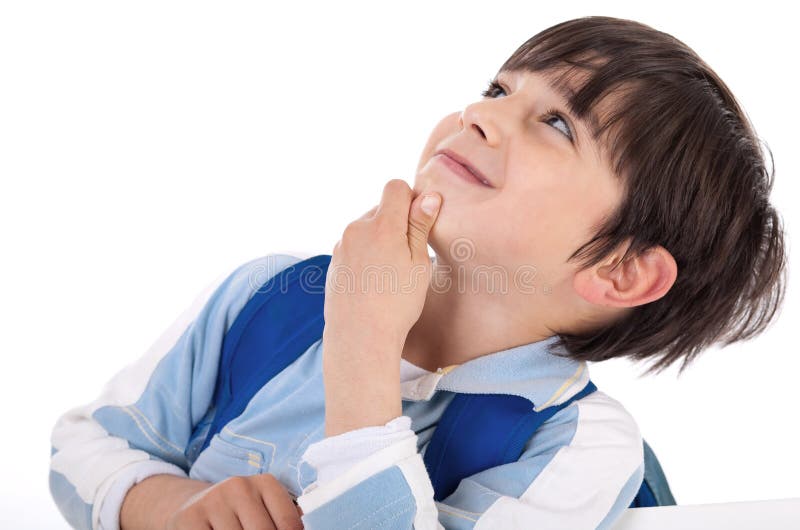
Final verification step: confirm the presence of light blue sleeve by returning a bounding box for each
[48,253,303,530]
[296,389,644,530]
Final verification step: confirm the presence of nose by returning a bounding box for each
[458,100,500,147]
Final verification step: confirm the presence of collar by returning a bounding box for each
[400,335,590,411]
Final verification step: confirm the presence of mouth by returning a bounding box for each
[433,150,494,188]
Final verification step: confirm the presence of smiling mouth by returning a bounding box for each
[434,153,493,187]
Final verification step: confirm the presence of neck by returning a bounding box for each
[401,255,555,373]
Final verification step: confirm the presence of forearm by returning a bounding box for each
[297,311,441,527]
[322,330,403,437]
[120,474,211,530]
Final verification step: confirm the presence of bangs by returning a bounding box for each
[495,22,742,187]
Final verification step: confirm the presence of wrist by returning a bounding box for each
[320,326,404,437]
[120,474,211,530]
[321,324,406,356]
[324,375,402,437]
[322,344,402,437]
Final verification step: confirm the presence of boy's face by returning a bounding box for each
[413,68,624,297]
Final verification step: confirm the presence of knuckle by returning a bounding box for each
[222,475,250,495]
[168,509,200,530]
[228,474,249,486]
[407,220,426,240]
[253,475,302,530]
[257,472,278,483]
[272,513,304,530]
[342,223,358,240]
[373,214,392,231]
[197,487,221,506]
[254,472,282,493]
[385,178,409,192]
[345,219,369,236]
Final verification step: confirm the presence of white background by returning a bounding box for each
[1,1,797,528]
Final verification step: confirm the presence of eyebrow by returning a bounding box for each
[497,70,600,151]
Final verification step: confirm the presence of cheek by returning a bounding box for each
[494,170,592,262]
[415,112,461,173]
[499,194,574,258]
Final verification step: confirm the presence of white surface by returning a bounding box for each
[1,1,797,528]
[611,498,800,530]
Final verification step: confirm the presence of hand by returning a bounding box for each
[323,179,442,350]
[165,474,304,530]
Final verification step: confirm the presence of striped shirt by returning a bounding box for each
[49,252,644,529]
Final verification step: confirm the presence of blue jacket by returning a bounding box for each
[49,252,645,530]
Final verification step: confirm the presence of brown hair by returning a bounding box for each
[498,16,788,374]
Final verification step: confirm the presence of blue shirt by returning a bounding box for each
[49,252,645,529]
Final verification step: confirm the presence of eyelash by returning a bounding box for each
[480,79,575,143]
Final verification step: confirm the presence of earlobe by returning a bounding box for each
[574,245,678,308]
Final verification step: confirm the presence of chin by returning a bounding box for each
[412,173,431,196]
[427,208,471,263]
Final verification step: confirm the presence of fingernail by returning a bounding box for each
[421,194,440,215]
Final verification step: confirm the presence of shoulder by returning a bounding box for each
[531,388,643,468]
[218,251,314,295]
[231,251,315,281]
[186,252,313,326]
[575,388,640,427]
[575,389,642,448]
[470,391,645,529]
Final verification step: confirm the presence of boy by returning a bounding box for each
[49,16,787,530]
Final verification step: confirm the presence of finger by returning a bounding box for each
[208,507,244,530]
[166,512,213,530]
[407,191,442,264]
[233,488,276,530]
[375,179,414,230]
[256,475,304,530]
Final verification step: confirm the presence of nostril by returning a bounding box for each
[472,123,487,139]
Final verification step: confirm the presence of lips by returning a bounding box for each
[434,149,493,187]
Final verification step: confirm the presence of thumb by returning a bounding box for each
[407,192,441,263]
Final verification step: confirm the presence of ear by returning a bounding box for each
[573,244,678,308]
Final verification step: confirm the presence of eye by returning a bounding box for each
[481,79,575,143]
[481,79,508,99]
[542,107,574,142]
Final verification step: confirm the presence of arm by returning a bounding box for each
[296,390,644,530]
[48,253,303,530]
